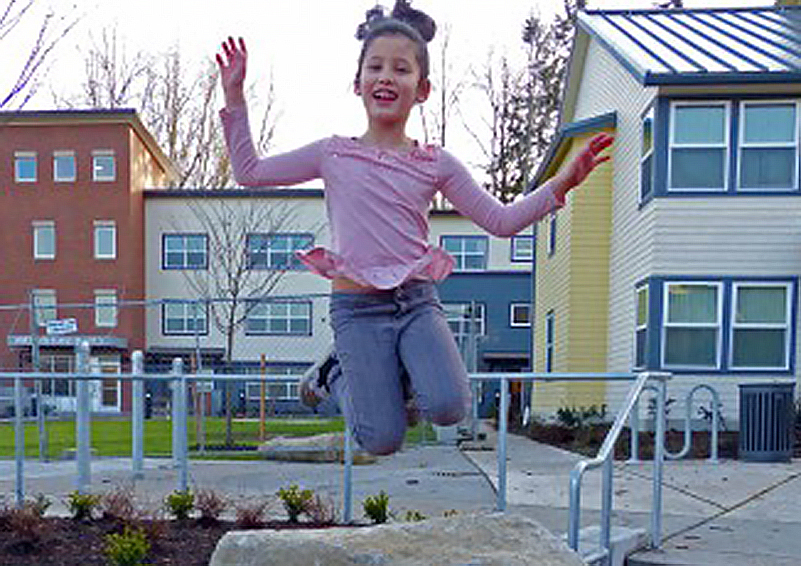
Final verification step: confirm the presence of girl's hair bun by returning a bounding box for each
[391,0,436,42]
[355,1,436,43]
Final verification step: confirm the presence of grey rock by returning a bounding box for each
[209,512,586,566]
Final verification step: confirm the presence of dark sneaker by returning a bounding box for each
[300,345,338,408]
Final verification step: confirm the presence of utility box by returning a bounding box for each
[738,382,795,462]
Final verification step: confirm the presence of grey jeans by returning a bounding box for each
[329,280,471,455]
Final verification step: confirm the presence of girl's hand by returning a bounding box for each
[215,36,248,108]
[553,133,614,200]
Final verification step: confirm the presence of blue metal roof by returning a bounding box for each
[578,6,801,85]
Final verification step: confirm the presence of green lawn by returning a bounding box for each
[0,417,436,460]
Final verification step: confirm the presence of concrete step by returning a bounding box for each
[570,525,649,566]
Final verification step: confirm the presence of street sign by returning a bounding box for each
[45,318,78,336]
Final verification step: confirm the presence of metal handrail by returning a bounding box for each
[567,371,671,560]
[665,384,721,462]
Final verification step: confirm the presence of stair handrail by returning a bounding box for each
[567,371,671,560]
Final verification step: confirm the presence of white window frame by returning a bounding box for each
[247,233,313,270]
[545,310,555,373]
[547,214,557,256]
[661,281,723,370]
[94,289,118,328]
[163,233,208,269]
[53,150,76,182]
[640,106,655,201]
[440,236,489,271]
[729,282,792,371]
[92,149,116,182]
[246,369,301,401]
[668,101,730,192]
[737,100,799,192]
[246,301,312,336]
[14,151,37,183]
[511,235,534,262]
[510,303,531,327]
[634,285,648,370]
[32,289,57,327]
[94,220,117,260]
[33,221,55,260]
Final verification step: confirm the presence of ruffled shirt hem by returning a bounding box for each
[296,246,455,290]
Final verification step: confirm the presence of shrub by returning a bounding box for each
[362,491,390,524]
[164,489,194,521]
[195,489,228,524]
[277,484,314,523]
[555,405,608,430]
[305,494,338,525]
[103,526,150,566]
[404,509,426,522]
[8,503,48,548]
[67,490,101,521]
[234,499,270,529]
[101,486,138,524]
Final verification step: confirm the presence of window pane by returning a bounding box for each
[635,329,647,368]
[35,225,55,258]
[674,106,725,144]
[54,154,76,181]
[464,255,484,270]
[16,155,36,181]
[671,148,725,189]
[93,154,115,180]
[732,329,786,368]
[664,328,717,366]
[736,286,787,324]
[637,288,648,326]
[740,148,795,189]
[642,110,654,156]
[743,104,795,143]
[667,285,717,323]
[640,155,653,199]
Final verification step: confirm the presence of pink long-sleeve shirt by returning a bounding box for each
[221,105,564,289]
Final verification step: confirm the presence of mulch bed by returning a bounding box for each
[0,516,350,566]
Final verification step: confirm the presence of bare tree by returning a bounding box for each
[419,23,465,148]
[57,28,279,189]
[1,0,79,109]
[172,198,322,446]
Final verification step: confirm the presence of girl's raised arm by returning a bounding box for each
[216,36,248,109]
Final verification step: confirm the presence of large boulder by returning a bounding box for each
[257,433,377,464]
[209,512,586,566]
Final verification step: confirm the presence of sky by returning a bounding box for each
[8,0,775,180]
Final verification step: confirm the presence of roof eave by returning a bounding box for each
[644,71,801,86]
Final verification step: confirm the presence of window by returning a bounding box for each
[246,368,301,401]
[443,302,485,347]
[545,310,555,372]
[510,303,531,327]
[547,214,557,256]
[94,289,117,328]
[441,236,488,271]
[14,151,36,183]
[40,355,76,397]
[739,102,797,190]
[53,151,76,182]
[32,289,57,327]
[33,221,55,260]
[731,283,791,370]
[246,301,311,335]
[669,103,728,191]
[247,234,313,270]
[511,235,534,262]
[162,301,207,335]
[94,221,116,259]
[634,285,648,369]
[640,107,654,201]
[92,150,116,181]
[163,234,208,269]
[662,283,721,369]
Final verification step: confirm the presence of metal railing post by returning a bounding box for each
[496,375,509,512]
[75,341,91,494]
[131,351,145,479]
[172,357,188,492]
[629,397,640,463]
[568,467,581,551]
[14,373,25,508]
[652,376,667,548]
[601,455,614,564]
[343,417,353,523]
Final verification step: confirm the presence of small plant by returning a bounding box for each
[164,489,194,521]
[443,509,459,518]
[234,499,270,529]
[404,509,426,522]
[277,484,314,523]
[67,490,101,521]
[101,486,138,524]
[362,491,390,524]
[195,489,228,525]
[7,503,48,550]
[103,526,150,566]
[305,494,338,525]
[555,405,608,430]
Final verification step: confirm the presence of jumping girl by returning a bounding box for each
[216,0,613,456]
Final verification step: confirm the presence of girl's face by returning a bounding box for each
[355,34,430,129]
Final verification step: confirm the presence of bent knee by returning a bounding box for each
[428,398,468,426]
[355,428,405,456]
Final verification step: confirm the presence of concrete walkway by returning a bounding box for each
[2,428,801,565]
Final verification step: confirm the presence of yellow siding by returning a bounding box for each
[532,131,613,414]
